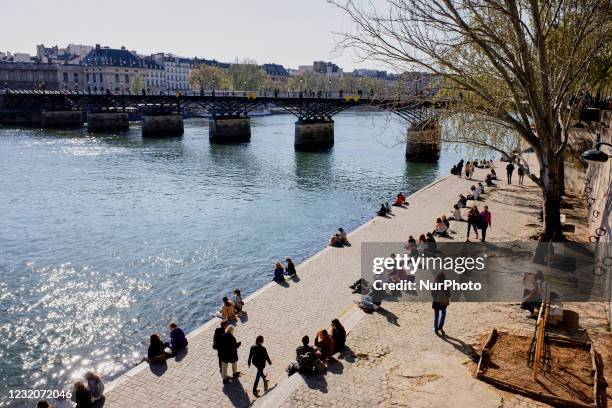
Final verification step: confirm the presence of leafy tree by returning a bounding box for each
[332,0,611,239]
[228,59,271,91]
[188,65,232,90]
[131,76,145,94]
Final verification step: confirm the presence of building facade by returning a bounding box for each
[82,45,148,94]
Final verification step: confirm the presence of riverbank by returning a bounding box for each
[101,164,475,407]
[103,157,611,408]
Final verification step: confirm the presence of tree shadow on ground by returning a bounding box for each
[439,334,480,363]
[222,377,251,407]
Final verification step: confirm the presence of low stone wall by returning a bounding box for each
[87,112,129,131]
[0,110,42,125]
[294,120,334,150]
[583,110,612,328]
[142,115,184,137]
[208,117,251,143]
[405,126,441,161]
[41,111,84,128]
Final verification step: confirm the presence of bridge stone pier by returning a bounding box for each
[208,116,251,143]
[87,112,130,132]
[41,110,84,128]
[405,119,441,161]
[0,110,42,125]
[142,114,184,137]
[294,119,334,151]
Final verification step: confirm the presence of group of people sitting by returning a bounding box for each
[466,182,485,201]
[329,228,350,247]
[273,258,298,282]
[376,192,408,217]
[485,168,498,186]
[146,322,189,363]
[36,372,105,408]
[289,319,347,375]
[451,158,495,179]
[212,289,246,321]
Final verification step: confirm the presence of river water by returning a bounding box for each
[0,111,462,406]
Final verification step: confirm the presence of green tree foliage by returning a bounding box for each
[188,65,232,90]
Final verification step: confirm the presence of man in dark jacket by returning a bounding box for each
[248,335,272,396]
[165,322,188,355]
[212,321,229,372]
[506,161,515,184]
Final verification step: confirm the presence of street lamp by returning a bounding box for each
[243,81,247,93]
[582,142,612,162]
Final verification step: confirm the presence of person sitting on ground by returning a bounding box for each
[441,215,452,233]
[449,204,464,221]
[330,319,347,353]
[385,202,392,214]
[273,261,286,282]
[490,168,497,179]
[548,291,564,325]
[377,204,388,217]
[232,288,245,314]
[450,165,458,175]
[164,322,188,355]
[417,234,428,254]
[147,333,171,364]
[404,235,418,256]
[71,381,91,408]
[360,286,383,313]
[338,228,350,245]
[393,193,406,206]
[467,185,480,201]
[457,194,468,208]
[349,278,368,294]
[285,257,297,276]
[426,232,437,251]
[485,173,495,187]
[330,233,343,247]
[295,335,321,374]
[84,371,105,407]
[432,217,449,237]
[314,329,335,363]
[220,297,238,321]
[478,182,485,195]
[520,272,544,316]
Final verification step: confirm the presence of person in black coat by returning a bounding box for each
[147,333,171,364]
[220,326,241,384]
[432,273,451,336]
[212,321,229,372]
[71,381,92,408]
[248,335,272,395]
[165,322,188,355]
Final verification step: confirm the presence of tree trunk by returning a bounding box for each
[541,151,564,241]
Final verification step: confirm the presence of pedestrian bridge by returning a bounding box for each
[0,90,443,159]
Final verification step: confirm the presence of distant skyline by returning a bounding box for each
[1,0,394,72]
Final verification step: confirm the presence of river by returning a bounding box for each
[0,111,464,406]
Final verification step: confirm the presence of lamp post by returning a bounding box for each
[212,79,215,96]
[243,80,247,94]
[299,79,303,98]
[582,142,612,162]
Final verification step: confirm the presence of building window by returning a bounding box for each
[99,73,103,82]
[74,73,79,82]
[125,74,129,83]
[115,74,120,83]
[63,72,68,82]
[86,73,90,82]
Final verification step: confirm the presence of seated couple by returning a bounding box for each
[273,258,298,282]
[466,183,485,200]
[329,228,350,247]
[147,322,188,363]
[377,203,392,217]
[214,291,245,321]
[432,216,450,237]
[392,192,408,207]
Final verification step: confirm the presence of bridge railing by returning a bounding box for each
[0,88,381,100]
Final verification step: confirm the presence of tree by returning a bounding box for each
[131,76,145,94]
[188,64,232,91]
[228,59,271,91]
[332,0,611,239]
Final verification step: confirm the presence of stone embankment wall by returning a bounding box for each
[581,110,612,328]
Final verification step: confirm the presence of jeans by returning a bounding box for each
[253,366,266,392]
[434,308,447,331]
[507,172,512,184]
[221,362,237,379]
[467,222,477,237]
[481,225,488,241]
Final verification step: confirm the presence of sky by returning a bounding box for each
[1,0,389,72]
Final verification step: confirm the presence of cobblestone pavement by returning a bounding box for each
[105,160,611,408]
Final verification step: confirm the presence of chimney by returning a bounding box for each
[121,46,126,50]
[95,44,101,50]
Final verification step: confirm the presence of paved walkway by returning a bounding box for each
[105,160,612,407]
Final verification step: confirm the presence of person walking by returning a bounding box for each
[480,205,492,242]
[220,326,241,384]
[432,273,450,336]
[506,161,515,184]
[517,166,525,185]
[248,335,272,396]
[213,321,229,372]
[466,206,480,242]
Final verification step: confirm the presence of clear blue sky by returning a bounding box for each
[1,0,387,71]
